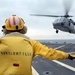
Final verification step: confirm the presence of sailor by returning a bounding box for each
[0,15,75,75]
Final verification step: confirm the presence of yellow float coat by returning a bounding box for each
[0,32,68,75]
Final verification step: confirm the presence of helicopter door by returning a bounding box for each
[69,23,75,31]
[74,25,75,32]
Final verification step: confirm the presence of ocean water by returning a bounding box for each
[36,39,75,44]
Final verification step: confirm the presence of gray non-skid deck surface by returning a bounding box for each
[32,43,75,75]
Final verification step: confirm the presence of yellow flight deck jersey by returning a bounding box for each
[0,32,68,75]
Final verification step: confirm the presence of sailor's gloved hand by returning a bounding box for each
[68,54,75,60]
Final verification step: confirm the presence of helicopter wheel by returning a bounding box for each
[69,30,71,33]
[56,30,58,33]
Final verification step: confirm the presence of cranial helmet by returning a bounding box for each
[5,15,25,30]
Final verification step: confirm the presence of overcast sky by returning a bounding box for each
[0,0,75,40]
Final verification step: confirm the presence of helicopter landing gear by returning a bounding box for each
[56,29,58,33]
[69,30,71,33]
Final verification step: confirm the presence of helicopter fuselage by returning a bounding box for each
[53,17,75,33]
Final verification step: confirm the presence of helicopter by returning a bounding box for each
[30,0,75,34]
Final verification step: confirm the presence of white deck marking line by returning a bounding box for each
[53,45,75,72]
[53,60,75,72]
[54,45,65,49]
[32,67,39,75]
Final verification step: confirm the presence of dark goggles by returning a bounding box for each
[2,25,5,29]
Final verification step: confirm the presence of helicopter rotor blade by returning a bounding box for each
[63,0,74,15]
[30,14,73,17]
[30,14,61,17]
[30,0,74,18]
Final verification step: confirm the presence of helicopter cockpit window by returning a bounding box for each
[63,19,65,22]
[57,19,60,21]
